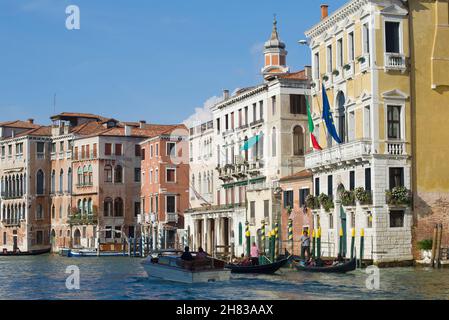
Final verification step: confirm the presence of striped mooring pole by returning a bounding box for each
[245,221,251,257]
[311,229,316,259]
[274,222,279,259]
[317,227,321,259]
[261,220,266,255]
[270,230,275,262]
[350,228,356,259]
[339,227,343,256]
[359,228,365,267]
[288,219,293,255]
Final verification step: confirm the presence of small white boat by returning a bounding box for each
[142,250,231,284]
[66,249,128,257]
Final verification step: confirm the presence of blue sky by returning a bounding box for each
[0,0,347,126]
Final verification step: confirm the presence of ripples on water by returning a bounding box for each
[0,255,447,300]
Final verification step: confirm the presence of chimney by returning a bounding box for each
[27,118,34,124]
[223,89,230,100]
[321,4,329,20]
[124,125,132,136]
[304,66,312,80]
[139,120,146,129]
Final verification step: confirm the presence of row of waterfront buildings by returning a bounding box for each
[1,0,448,265]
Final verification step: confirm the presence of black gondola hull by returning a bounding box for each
[225,258,290,274]
[295,258,357,273]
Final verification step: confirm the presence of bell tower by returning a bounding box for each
[262,15,289,79]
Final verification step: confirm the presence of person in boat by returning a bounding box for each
[240,254,252,266]
[332,254,345,266]
[250,242,260,266]
[180,246,194,261]
[196,247,208,259]
[300,230,311,261]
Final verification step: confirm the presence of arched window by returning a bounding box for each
[87,198,92,215]
[36,204,43,220]
[88,165,93,185]
[83,198,88,216]
[114,165,123,183]
[83,166,88,185]
[337,91,346,143]
[272,127,277,157]
[36,170,44,195]
[51,170,56,194]
[77,167,83,186]
[114,198,124,217]
[104,197,113,217]
[59,169,64,194]
[68,168,72,193]
[104,165,113,182]
[51,205,56,219]
[293,126,305,156]
[77,199,82,215]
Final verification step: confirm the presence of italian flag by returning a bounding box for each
[306,97,322,151]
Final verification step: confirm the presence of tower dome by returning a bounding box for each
[262,15,289,79]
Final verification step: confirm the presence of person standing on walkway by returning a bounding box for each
[300,230,311,261]
[250,242,260,266]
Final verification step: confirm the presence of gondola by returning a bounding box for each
[225,257,291,274]
[295,257,357,273]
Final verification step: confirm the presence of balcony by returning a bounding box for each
[357,54,370,72]
[343,61,355,79]
[222,129,234,137]
[384,53,406,72]
[236,124,249,131]
[332,68,343,84]
[2,219,21,227]
[218,164,235,182]
[247,159,264,176]
[305,139,372,171]
[386,141,407,156]
[1,192,24,200]
[68,214,98,226]
[165,213,178,223]
[250,119,264,128]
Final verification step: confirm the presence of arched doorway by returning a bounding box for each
[73,229,81,247]
[293,126,305,156]
[337,91,346,143]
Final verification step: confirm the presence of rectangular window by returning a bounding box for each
[216,118,221,133]
[349,171,355,191]
[290,95,307,114]
[315,177,320,197]
[51,143,56,154]
[135,145,141,157]
[365,168,372,191]
[264,200,270,219]
[155,169,159,183]
[238,109,242,127]
[299,188,310,207]
[134,168,141,183]
[327,175,333,197]
[166,168,176,183]
[327,45,333,73]
[271,96,276,115]
[337,38,343,68]
[314,52,320,79]
[166,196,176,213]
[363,23,370,54]
[225,114,229,130]
[348,31,355,61]
[387,105,401,139]
[93,143,97,158]
[103,226,111,239]
[284,191,294,208]
[115,144,122,156]
[166,142,176,156]
[155,144,159,157]
[105,143,112,156]
[364,106,371,138]
[385,21,400,53]
[244,107,248,125]
[3,232,6,245]
[141,148,146,160]
[250,201,256,223]
[259,101,264,120]
[390,210,404,228]
[231,112,235,130]
[1,146,5,158]
[59,141,64,152]
[389,167,404,189]
[81,145,85,159]
[134,202,140,217]
[85,145,90,159]
[252,103,257,122]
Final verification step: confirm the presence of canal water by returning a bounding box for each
[0,255,447,300]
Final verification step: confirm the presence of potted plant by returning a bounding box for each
[318,193,334,212]
[386,186,411,206]
[340,190,355,206]
[355,187,372,205]
[357,56,366,64]
[306,194,319,210]
[332,69,340,76]
[417,239,433,262]
[322,75,329,82]
[343,64,351,71]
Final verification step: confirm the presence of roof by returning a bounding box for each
[14,126,52,138]
[0,120,40,130]
[278,70,308,80]
[50,112,107,121]
[79,123,187,140]
[279,169,313,182]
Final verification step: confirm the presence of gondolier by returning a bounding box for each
[300,230,311,261]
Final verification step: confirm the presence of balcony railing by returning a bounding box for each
[0,192,24,200]
[165,213,178,223]
[68,214,98,226]
[384,53,406,72]
[386,141,406,155]
[250,119,264,127]
[343,61,355,79]
[305,139,372,170]
[2,219,21,227]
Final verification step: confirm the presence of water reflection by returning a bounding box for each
[0,255,447,300]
